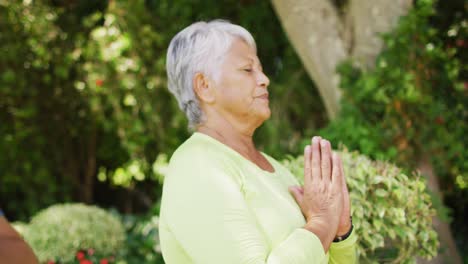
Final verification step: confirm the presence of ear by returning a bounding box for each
[193,72,215,104]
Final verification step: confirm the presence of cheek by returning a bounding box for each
[215,71,259,109]
[222,77,255,101]
[225,89,252,108]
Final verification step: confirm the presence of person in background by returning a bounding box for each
[159,20,357,263]
[0,208,39,264]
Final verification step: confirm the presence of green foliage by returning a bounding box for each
[80,0,189,157]
[323,0,465,160]
[115,213,164,264]
[80,1,190,192]
[320,0,467,187]
[0,0,74,220]
[0,0,325,220]
[21,203,125,263]
[281,149,439,263]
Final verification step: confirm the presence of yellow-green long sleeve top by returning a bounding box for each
[159,132,357,264]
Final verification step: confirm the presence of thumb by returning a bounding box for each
[288,186,303,205]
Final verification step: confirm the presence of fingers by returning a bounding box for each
[298,186,304,195]
[288,186,304,205]
[305,136,335,190]
[331,152,343,191]
[311,136,321,182]
[339,154,349,195]
[304,145,312,188]
[321,139,332,184]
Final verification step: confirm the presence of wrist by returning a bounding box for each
[336,224,352,236]
[334,217,353,242]
[336,216,352,236]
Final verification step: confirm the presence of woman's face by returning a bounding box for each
[211,38,271,126]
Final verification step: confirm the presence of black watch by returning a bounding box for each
[333,217,353,242]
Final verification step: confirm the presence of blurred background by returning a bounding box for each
[0,0,466,263]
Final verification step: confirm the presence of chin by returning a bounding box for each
[259,108,271,121]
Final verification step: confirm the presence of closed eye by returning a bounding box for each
[243,68,253,72]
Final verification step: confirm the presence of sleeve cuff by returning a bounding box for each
[296,228,326,257]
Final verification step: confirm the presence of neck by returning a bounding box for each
[196,112,259,157]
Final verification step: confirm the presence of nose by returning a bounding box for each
[257,71,270,88]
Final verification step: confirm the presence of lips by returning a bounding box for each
[257,93,269,100]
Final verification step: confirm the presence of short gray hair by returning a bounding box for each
[166,20,257,129]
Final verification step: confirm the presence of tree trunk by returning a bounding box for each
[345,0,413,68]
[271,0,346,119]
[417,154,462,264]
[270,0,412,120]
[82,123,97,204]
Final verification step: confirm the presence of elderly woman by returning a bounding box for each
[159,20,357,263]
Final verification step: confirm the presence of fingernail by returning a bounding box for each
[312,137,319,144]
[320,140,326,147]
[305,145,311,153]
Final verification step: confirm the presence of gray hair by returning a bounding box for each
[166,20,257,129]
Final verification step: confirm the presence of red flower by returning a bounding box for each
[76,251,86,260]
[47,261,55,264]
[95,79,104,87]
[456,39,465,47]
[87,248,95,256]
[80,260,92,264]
[100,258,109,264]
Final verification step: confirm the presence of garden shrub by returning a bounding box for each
[22,203,125,263]
[11,221,28,237]
[281,149,439,263]
[116,212,164,264]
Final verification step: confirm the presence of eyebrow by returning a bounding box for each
[240,57,263,69]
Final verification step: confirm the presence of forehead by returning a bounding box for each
[224,38,258,63]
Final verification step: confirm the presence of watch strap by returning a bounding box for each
[333,217,353,243]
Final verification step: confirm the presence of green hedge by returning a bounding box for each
[281,149,438,263]
[20,203,125,263]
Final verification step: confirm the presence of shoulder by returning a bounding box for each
[169,133,234,168]
[165,133,242,184]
